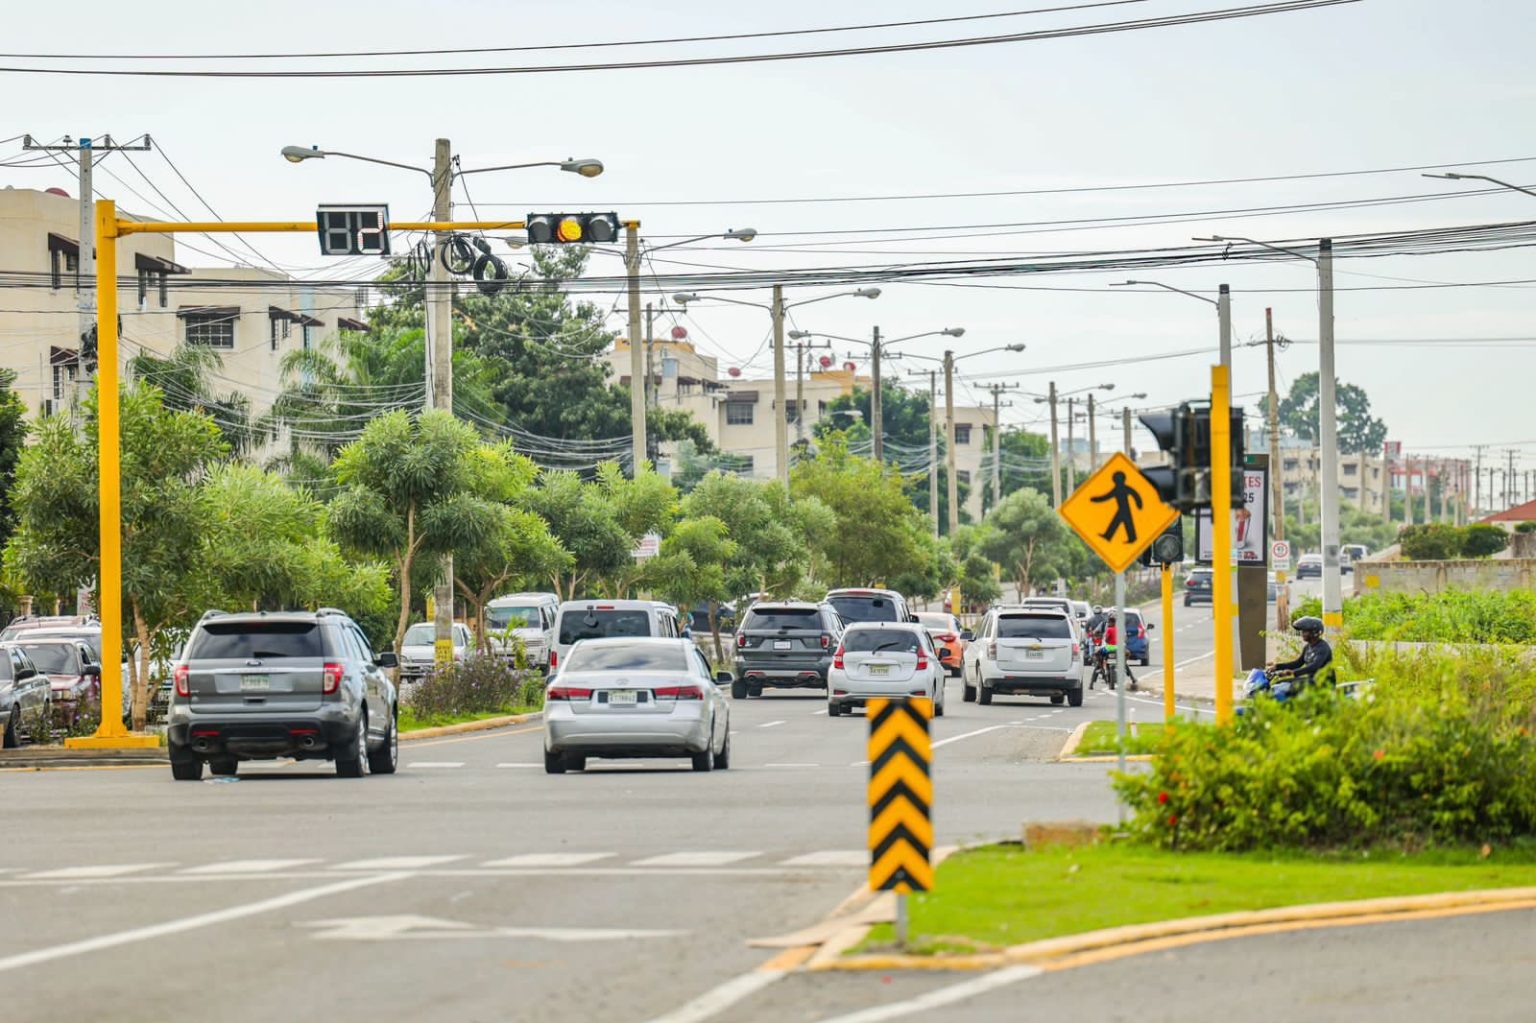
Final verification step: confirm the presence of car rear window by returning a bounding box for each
[487,606,541,630]
[842,629,920,653]
[189,621,325,660]
[562,644,688,673]
[18,644,77,674]
[742,608,821,631]
[559,609,652,645]
[998,615,1071,640]
[828,595,899,623]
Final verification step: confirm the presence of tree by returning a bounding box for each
[128,345,261,458]
[791,438,930,587]
[1397,523,1463,561]
[1461,523,1510,559]
[949,524,1003,609]
[520,469,633,600]
[980,488,1081,600]
[980,428,1051,515]
[1271,372,1388,455]
[682,474,808,604]
[0,370,28,566]
[327,410,504,655]
[645,516,738,662]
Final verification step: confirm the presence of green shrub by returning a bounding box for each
[405,654,543,718]
[1516,522,1536,535]
[1399,523,1465,560]
[1462,524,1511,558]
[1291,595,1322,623]
[1342,589,1536,644]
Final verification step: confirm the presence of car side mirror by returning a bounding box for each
[375,651,399,669]
[714,670,734,684]
[961,630,974,642]
[1146,623,1155,630]
[81,663,102,677]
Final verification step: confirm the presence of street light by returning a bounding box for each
[1421,171,1536,199]
[281,144,604,178]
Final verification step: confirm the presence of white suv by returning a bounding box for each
[826,623,945,718]
[964,607,1083,707]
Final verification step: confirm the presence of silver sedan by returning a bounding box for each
[543,638,732,774]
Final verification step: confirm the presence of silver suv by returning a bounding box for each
[166,609,398,781]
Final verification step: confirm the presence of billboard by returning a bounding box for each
[1195,467,1268,565]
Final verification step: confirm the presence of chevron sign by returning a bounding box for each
[866,697,934,893]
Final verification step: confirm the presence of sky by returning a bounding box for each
[3,0,1534,466]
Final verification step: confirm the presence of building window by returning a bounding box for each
[954,424,972,445]
[184,313,235,349]
[721,454,754,475]
[52,361,77,401]
[1342,487,1359,500]
[1343,463,1358,476]
[1283,458,1299,472]
[956,470,971,486]
[784,399,800,424]
[725,402,754,426]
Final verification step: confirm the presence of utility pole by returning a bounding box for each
[1086,392,1099,471]
[1474,446,1484,517]
[944,349,958,535]
[1218,283,1233,367]
[791,338,829,445]
[1424,459,1432,524]
[429,139,455,662]
[644,302,656,410]
[1265,308,1285,542]
[772,285,789,488]
[1404,457,1415,526]
[1317,239,1343,634]
[1122,406,1132,455]
[1065,397,1077,493]
[870,326,884,462]
[982,383,1016,511]
[625,221,647,475]
[1047,382,1061,508]
[927,370,940,537]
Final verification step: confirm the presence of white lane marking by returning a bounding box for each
[764,763,821,768]
[0,872,406,975]
[332,855,467,871]
[640,969,787,1023]
[931,725,1010,749]
[632,851,758,867]
[25,863,170,880]
[758,720,786,729]
[406,761,464,769]
[180,859,319,876]
[481,853,613,868]
[810,964,1044,1023]
[495,762,541,768]
[812,709,828,716]
[781,850,867,867]
[1140,649,1216,678]
[306,914,682,942]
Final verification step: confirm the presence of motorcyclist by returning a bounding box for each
[1101,613,1136,687]
[1265,615,1333,695]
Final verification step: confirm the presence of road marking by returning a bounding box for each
[406,761,464,769]
[408,724,543,748]
[931,725,1010,749]
[0,872,406,975]
[481,853,613,868]
[809,964,1043,1023]
[1141,649,1215,678]
[25,863,170,880]
[180,859,319,875]
[332,855,466,871]
[764,762,821,768]
[639,969,787,1023]
[758,720,786,728]
[495,762,541,768]
[812,709,828,716]
[781,850,867,867]
[305,914,682,942]
[632,851,758,867]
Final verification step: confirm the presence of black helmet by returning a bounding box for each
[1293,615,1324,634]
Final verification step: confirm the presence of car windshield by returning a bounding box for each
[742,608,820,631]
[18,644,77,674]
[15,629,102,662]
[402,624,436,646]
[562,644,688,673]
[1122,612,1143,629]
[915,614,953,630]
[843,629,919,653]
[559,609,652,645]
[828,595,899,623]
[486,606,541,630]
[189,621,324,660]
[998,615,1071,639]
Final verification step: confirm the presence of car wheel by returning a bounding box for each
[368,712,398,775]
[827,701,842,717]
[564,753,587,772]
[170,746,203,781]
[731,678,748,700]
[1183,597,1192,607]
[714,729,731,770]
[1140,655,1150,667]
[691,742,715,772]
[1068,685,1085,708]
[2,706,19,748]
[962,673,976,703]
[1051,694,1065,706]
[543,748,567,774]
[209,757,238,777]
[934,686,945,717]
[748,684,763,699]
[978,682,993,706]
[335,715,368,778]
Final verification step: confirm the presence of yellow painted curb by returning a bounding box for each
[1055,721,1091,759]
[1059,753,1155,764]
[399,711,541,742]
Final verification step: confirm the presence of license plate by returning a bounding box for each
[774,640,792,650]
[605,690,638,705]
[1025,650,1045,660]
[240,675,270,691]
[868,664,890,677]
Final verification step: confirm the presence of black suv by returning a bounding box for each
[1183,568,1213,607]
[166,609,399,781]
[732,602,844,699]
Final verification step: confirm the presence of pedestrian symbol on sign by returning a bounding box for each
[1091,471,1145,545]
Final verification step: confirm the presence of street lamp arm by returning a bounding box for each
[1195,234,1317,265]
[1422,171,1536,199]
[672,292,769,312]
[282,146,432,178]
[1112,279,1217,306]
[646,228,757,253]
[784,287,881,311]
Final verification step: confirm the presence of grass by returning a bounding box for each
[1072,720,1164,756]
[859,841,1536,955]
[398,704,540,733]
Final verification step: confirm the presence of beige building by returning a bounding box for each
[0,186,363,430]
[604,336,997,519]
[1276,442,1389,515]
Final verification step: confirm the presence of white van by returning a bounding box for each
[485,592,560,670]
[549,599,680,673]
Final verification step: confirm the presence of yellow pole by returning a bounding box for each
[1161,561,1175,723]
[1211,364,1234,725]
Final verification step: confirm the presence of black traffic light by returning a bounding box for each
[1138,403,1245,513]
[526,212,620,245]
[1140,519,1184,567]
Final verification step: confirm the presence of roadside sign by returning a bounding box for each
[631,532,661,560]
[316,204,391,256]
[1058,452,1180,573]
[434,639,454,667]
[867,697,933,894]
[1195,466,1269,565]
[1271,540,1291,563]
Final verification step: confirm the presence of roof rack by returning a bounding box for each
[315,607,350,618]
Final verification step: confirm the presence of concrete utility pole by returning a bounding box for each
[1065,397,1077,493]
[1404,458,1415,527]
[927,370,940,537]
[870,326,884,462]
[1217,283,1233,367]
[1048,382,1061,507]
[1424,459,1433,523]
[772,285,789,488]
[795,344,805,445]
[1473,446,1484,517]
[1087,392,1099,470]
[644,302,656,410]
[625,222,647,474]
[429,139,455,660]
[944,350,958,535]
[980,382,1016,512]
[1265,308,1285,542]
[1122,406,1132,456]
[1317,238,1343,634]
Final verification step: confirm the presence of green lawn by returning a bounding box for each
[860,842,1536,955]
[1072,720,1163,756]
[398,705,540,733]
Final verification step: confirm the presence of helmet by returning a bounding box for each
[1293,615,1325,635]
[1092,605,1103,614]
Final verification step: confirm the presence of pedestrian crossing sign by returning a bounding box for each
[1059,452,1180,574]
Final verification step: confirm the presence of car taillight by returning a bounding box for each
[820,633,831,650]
[546,684,593,702]
[833,646,845,670]
[322,662,343,694]
[987,642,997,659]
[937,633,957,643]
[916,653,929,670]
[736,633,747,649]
[173,665,190,698]
[653,685,703,700]
[1071,642,1080,657]
[549,649,558,669]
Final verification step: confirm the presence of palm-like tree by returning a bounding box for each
[127,346,262,458]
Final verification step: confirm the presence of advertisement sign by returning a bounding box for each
[1195,467,1268,566]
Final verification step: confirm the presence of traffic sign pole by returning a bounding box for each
[1161,562,1176,724]
[1115,571,1127,815]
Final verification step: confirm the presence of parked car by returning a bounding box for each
[166,609,399,780]
[688,602,736,635]
[542,637,732,773]
[824,588,915,626]
[914,611,968,677]
[1184,567,1214,606]
[964,607,1083,707]
[731,601,844,699]
[14,637,102,729]
[484,592,559,669]
[0,645,49,747]
[0,617,164,719]
[399,621,474,682]
[826,622,946,718]
[1296,553,1324,579]
[550,599,681,673]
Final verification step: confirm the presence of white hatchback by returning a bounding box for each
[826,623,946,718]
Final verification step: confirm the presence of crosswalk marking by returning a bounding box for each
[482,853,614,868]
[331,855,467,871]
[631,851,759,867]
[26,863,170,880]
[405,762,465,769]
[780,850,868,867]
[180,859,320,875]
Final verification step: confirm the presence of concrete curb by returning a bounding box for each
[810,886,1536,972]
[399,711,542,742]
[1055,721,1091,759]
[1053,721,1154,764]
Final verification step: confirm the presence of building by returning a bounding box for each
[0,187,364,430]
[602,335,998,519]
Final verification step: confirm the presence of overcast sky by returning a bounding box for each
[4,0,1533,464]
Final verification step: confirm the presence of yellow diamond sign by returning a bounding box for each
[1059,452,1179,574]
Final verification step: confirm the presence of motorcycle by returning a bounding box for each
[1090,643,1118,691]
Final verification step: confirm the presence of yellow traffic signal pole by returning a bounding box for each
[1161,561,1176,723]
[68,201,529,748]
[1210,364,1235,724]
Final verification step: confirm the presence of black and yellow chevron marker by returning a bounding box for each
[867,697,934,893]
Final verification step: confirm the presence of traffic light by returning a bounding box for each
[526,212,620,245]
[1140,519,1184,567]
[1138,403,1245,513]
